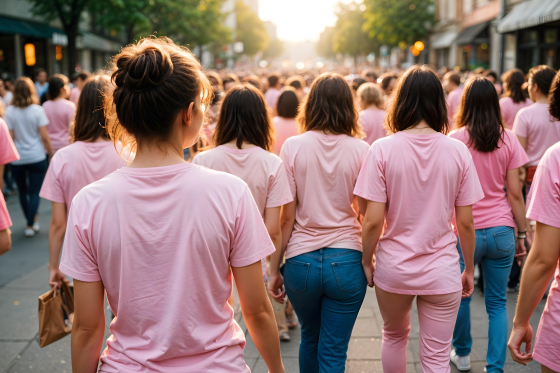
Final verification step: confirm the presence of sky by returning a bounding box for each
[259,0,361,42]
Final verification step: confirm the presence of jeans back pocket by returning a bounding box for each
[284,260,310,294]
[332,259,366,294]
[493,228,515,255]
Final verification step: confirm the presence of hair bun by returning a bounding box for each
[115,45,174,91]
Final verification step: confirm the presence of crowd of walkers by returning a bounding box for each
[0,36,559,373]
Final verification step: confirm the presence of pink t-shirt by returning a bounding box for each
[499,97,533,130]
[59,163,275,373]
[264,88,281,111]
[354,132,484,295]
[42,99,76,152]
[0,118,19,165]
[0,193,10,231]
[359,108,387,145]
[272,116,299,155]
[513,103,560,167]
[280,131,369,259]
[69,87,81,105]
[40,141,127,213]
[449,128,528,230]
[526,142,560,370]
[447,86,464,129]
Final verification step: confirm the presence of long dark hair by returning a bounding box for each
[527,65,557,96]
[549,70,560,120]
[277,87,299,119]
[456,77,504,152]
[213,84,274,151]
[297,72,362,138]
[47,74,68,100]
[74,75,111,142]
[386,65,448,134]
[501,69,527,103]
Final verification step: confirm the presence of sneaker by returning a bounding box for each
[450,349,470,371]
[25,228,35,237]
[32,222,40,233]
[286,314,298,329]
[279,331,291,342]
[507,286,518,293]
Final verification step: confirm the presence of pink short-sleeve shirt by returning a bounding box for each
[272,116,299,155]
[354,132,484,295]
[59,163,275,373]
[449,128,528,230]
[40,141,127,213]
[447,86,464,129]
[0,118,19,165]
[280,131,370,259]
[69,87,81,105]
[499,97,533,130]
[359,108,387,145]
[264,88,281,111]
[42,99,76,152]
[526,142,560,371]
[513,103,560,167]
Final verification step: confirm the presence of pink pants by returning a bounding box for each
[376,287,462,373]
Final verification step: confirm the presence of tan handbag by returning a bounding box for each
[38,282,74,348]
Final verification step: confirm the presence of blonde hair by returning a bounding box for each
[356,82,383,110]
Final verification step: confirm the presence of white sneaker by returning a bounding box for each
[32,222,40,232]
[25,228,35,237]
[450,349,470,371]
[279,331,291,342]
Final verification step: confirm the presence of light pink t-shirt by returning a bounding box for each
[40,141,127,213]
[359,108,387,145]
[264,88,281,111]
[272,116,299,155]
[526,142,560,369]
[449,128,528,230]
[0,193,10,231]
[513,103,560,167]
[447,86,464,129]
[354,132,484,295]
[69,87,81,105]
[42,99,76,152]
[0,118,19,165]
[499,96,533,130]
[280,131,369,259]
[59,163,275,373]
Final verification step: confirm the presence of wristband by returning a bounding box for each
[517,235,526,239]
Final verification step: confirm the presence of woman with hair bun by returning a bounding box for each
[59,38,284,373]
[43,74,75,153]
[500,69,533,130]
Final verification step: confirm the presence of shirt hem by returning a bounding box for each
[533,352,560,373]
[374,280,463,295]
[526,212,560,230]
[353,189,387,204]
[59,263,101,282]
[230,246,276,268]
[11,154,47,166]
[285,243,363,260]
[456,192,485,207]
[39,192,65,204]
[0,221,12,231]
[265,196,294,209]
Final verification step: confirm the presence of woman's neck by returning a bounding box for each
[366,104,381,111]
[222,140,257,149]
[402,120,437,134]
[129,140,184,168]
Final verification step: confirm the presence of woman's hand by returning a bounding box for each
[362,259,375,288]
[268,272,285,303]
[515,238,527,266]
[49,267,69,292]
[508,323,534,365]
[461,270,474,298]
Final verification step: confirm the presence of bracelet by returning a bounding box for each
[517,235,527,239]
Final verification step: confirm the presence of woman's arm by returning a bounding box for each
[48,202,69,290]
[264,206,284,302]
[38,126,54,158]
[232,261,284,373]
[268,201,296,302]
[506,168,528,263]
[72,279,106,373]
[455,205,476,298]
[361,199,385,287]
[0,228,11,255]
[508,222,560,365]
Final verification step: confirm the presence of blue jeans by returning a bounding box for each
[453,226,515,373]
[284,248,367,373]
[11,159,47,227]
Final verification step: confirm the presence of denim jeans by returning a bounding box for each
[11,159,48,227]
[453,226,515,373]
[284,248,367,373]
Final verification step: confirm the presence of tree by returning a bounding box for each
[235,1,268,57]
[332,2,377,62]
[28,0,92,75]
[317,26,335,59]
[264,38,283,59]
[91,0,150,45]
[362,0,435,47]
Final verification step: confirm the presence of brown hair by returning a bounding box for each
[213,84,274,151]
[549,70,560,120]
[242,75,262,90]
[501,68,527,104]
[74,75,111,142]
[386,65,448,134]
[380,72,398,91]
[12,77,39,108]
[277,87,299,118]
[267,73,280,88]
[47,74,68,100]
[297,72,362,137]
[356,82,383,109]
[286,75,305,90]
[444,72,461,87]
[456,77,505,152]
[207,71,223,91]
[105,37,212,151]
[528,65,557,96]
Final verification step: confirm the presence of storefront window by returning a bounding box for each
[520,30,538,44]
[545,29,558,44]
[543,48,558,69]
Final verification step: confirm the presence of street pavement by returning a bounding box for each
[0,195,547,373]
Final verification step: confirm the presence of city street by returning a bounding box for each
[0,195,548,373]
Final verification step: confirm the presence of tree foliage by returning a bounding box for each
[235,0,268,57]
[362,0,435,46]
[332,2,377,58]
[317,26,335,58]
[264,38,283,59]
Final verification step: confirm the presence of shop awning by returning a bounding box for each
[498,0,560,33]
[0,16,65,39]
[455,22,489,45]
[430,31,458,49]
[77,32,122,53]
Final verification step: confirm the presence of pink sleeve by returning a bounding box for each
[59,203,101,282]
[526,155,560,228]
[280,143,297,198]
[507,132,529,169]
[0,193,12,231]
[265,162,294,208]
[0,119,19,165]
[353,144,387,203]
[513,111,528,138]
[39,157,65,203]
[67,102,76,123]
[455,150,484,206]
[229,187,276,267]
[499,100,509,124]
